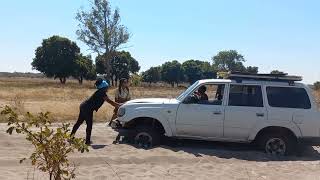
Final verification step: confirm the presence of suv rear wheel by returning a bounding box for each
[258,132,297,156]
[132,125,161,149]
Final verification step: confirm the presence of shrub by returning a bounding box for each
[1,106,89,180]
[314,81,320,90]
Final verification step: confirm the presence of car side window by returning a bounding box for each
[228,85,263,107]
[266,87,311,109]
[188,84,225,105]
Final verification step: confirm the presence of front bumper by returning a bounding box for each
[298,137,320,146]
[110,119,122,130]
[110,119,134,135]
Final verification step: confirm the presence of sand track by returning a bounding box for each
[1,123,320,180]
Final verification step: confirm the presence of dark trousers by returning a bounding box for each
[71,106,93,143]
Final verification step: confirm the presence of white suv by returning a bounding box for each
[112,73,320,155]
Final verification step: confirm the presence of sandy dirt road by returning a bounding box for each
[0,123,320,180]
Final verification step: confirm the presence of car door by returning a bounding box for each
[175,83,226,138]
[224,84,267,141]
[265,86,317,136]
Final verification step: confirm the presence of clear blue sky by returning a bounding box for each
[0,0,319,83]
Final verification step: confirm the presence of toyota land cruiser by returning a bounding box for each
[111,73,320,155]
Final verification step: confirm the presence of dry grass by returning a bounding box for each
[1,77,319,123]
[0,77,184,122]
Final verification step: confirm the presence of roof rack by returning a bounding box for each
[226,72,303,82]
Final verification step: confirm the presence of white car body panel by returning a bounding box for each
[117,79,320,143]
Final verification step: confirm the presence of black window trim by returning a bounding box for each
[227,84,265,108]
[265,86,312,109]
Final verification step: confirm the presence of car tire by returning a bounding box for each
[258,132,297,156]
[132,125,161,149]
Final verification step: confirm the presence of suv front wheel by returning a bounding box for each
[258,132,297,156]
[132,125,161,149]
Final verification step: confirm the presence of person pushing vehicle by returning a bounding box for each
[71,78,120,145]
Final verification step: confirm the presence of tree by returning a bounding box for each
[182,60,217,84]
[182,60,203,84]
[160,60,183,87]
[95,54,107,75]
[142,66,161,85]
[73,54,97,84]
[76,0,130,81]
[270,70,285,74]
[110,51,140,86]
[212,50,246,72]
[245,66,259,74]
[31,35,80,84]
[199,61,217,79]
[314,81,320,90]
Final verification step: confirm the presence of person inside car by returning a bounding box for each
[195,85,209,101]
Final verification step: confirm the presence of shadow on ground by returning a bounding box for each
[116,135,320,162]
[91,144,108,150]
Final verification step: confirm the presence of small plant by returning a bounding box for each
[10,94,25,114]
[1,106,89,180]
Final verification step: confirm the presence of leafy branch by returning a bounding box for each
[1,106,89,180]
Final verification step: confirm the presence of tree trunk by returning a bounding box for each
[78,76,83,84]
[171,82,174,88]
[104,51,115,83]
[111,76,114,86]
[59,77,66,84]
[115,78,118,87]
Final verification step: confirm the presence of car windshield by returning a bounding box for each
[176,81,199,101]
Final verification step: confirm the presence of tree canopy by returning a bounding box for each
[270,70,285,74]
[76,0,130,80]
[73,54,96,84]
[160,61,183,87]
[212,50,246,72]
[245,66,259,74]
[142,66,161,84]
[212,50,258,74]
[182,60,216,83]
[31,35,80,84]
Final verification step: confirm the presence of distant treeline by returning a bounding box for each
[0,72,45,78]
[141,50,260,87]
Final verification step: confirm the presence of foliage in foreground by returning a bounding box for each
[1,106,89,180]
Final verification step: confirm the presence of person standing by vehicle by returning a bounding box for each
[71,78,120,145]
[109,78,131,126]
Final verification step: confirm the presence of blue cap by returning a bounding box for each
[96,80,109,89]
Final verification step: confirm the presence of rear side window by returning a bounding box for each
[266,87,311,109]
[228,85,263,107]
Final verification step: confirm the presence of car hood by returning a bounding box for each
[125,98,178,105]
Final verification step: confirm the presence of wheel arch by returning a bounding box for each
[253,126,298,142]
[124,117,171,136]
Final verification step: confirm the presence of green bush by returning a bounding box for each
[1,106,89,180]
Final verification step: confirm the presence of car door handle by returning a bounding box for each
[256,113,265,117]
[213,111,222,115]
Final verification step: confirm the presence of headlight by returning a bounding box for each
[117,107,126,117]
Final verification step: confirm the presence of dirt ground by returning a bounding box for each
[1,124,320,180]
